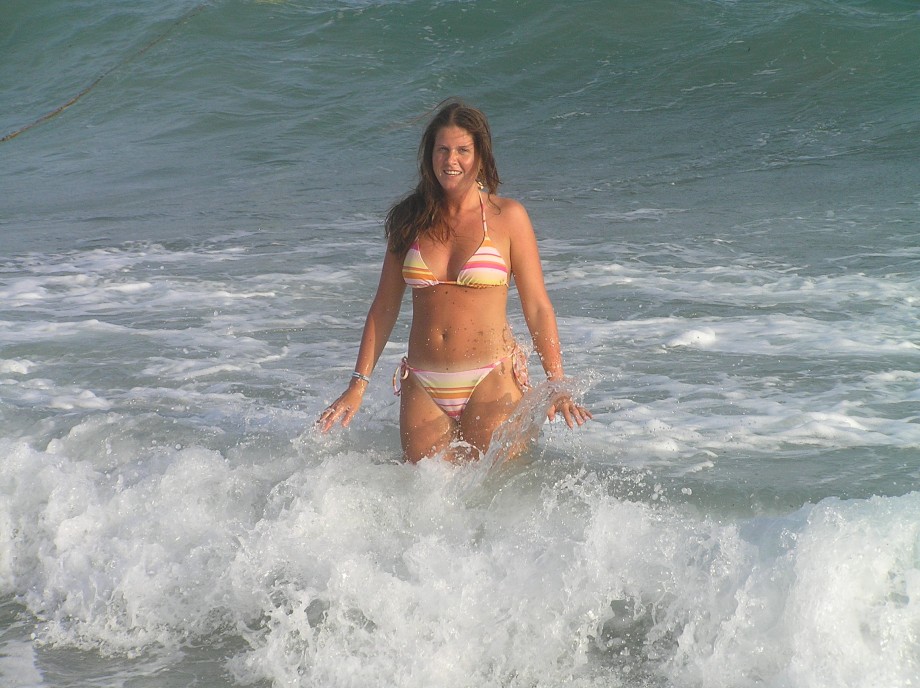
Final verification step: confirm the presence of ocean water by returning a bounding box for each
[1,0,919,686]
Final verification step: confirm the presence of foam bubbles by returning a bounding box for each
[783,496,920,687]
[0,436,269,655]
[666,327,717,349]
[0,359,34,375]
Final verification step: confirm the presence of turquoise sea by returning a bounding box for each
[2,1,919,686]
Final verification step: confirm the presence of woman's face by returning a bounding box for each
[432,125,478,194]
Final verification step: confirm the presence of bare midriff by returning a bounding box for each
[407,285,516,370]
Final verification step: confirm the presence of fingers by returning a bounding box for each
[316,400,355,432]
[571,404,592,426]
[316,406,335,432]
[547,397,592,429]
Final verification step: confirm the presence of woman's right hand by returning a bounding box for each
[316,384,365,432]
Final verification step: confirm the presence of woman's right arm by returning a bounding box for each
[317,249,407,431]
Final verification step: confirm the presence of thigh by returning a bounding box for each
[399,371,457,462]
[459,358,524,454]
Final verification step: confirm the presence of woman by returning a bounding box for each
[318,100,590,462]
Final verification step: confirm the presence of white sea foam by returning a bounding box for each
[0,359,34,375]
[48,389,112,411]
[2,427,917,687]
[666,327,717,349]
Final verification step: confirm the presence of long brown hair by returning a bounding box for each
[385,99,501,254]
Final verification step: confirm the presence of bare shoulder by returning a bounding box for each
[485,195,534,237]
[487,194,528,216]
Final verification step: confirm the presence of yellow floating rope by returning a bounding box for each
[1,3,208,144]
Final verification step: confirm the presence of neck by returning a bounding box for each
[442,185,481,216]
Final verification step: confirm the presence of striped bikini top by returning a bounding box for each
[402,194,509,289]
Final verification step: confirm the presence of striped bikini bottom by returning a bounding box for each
[393,345,529,421]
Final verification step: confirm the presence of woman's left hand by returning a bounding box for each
[548,394,592,428]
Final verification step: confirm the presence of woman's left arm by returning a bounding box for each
[506,200,591,427]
